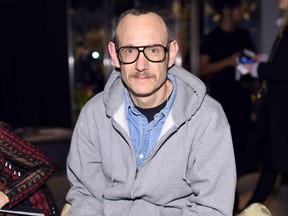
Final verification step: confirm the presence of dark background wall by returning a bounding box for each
[0,0,71,128]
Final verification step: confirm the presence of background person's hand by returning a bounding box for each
[227,52,241,67]
[243,63,259,78]
[243,63,254,72]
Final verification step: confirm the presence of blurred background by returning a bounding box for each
[0,0,279,129]
[0,0,286,214]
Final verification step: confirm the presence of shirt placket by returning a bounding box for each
[137,120,153,168]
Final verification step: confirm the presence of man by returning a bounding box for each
[199,0,255,177]
[65,8,236,216]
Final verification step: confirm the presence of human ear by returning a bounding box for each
[108,42,120,68]
[167,40,179,68]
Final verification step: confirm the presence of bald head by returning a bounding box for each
[112,8,174,47]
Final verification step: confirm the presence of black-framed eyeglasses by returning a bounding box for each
[116,44,170,64]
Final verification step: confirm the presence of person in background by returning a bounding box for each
[242,0,288,207]
[0,122,59,216]
[199,0,255,174]
[65,7,236,216]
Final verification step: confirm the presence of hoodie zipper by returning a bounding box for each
[133,126,177,181]
[130,126,177,199]
[134,168,139,179]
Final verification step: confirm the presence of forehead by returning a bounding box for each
[116,13,168,46]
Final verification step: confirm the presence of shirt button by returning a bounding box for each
[139,153,144,159]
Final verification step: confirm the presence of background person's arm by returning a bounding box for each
[199,53,239,76]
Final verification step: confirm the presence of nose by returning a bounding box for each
[135,52,149,71]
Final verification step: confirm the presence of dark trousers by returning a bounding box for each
[246,160,278,206]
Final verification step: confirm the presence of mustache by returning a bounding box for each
[129,71,154,78]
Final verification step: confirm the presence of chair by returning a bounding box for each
[236,203,272,216]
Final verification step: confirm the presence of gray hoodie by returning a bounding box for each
[66,65,236,216]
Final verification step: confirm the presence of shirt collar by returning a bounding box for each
[124,73,176,121]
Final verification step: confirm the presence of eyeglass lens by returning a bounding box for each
[118,45,167,64]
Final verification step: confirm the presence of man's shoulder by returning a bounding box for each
[202,94,223,111]
[201,94,228,121]
[80,92,105,113]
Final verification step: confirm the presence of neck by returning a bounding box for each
[220,18,236,32]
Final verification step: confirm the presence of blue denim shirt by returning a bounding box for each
[125,73,176,168]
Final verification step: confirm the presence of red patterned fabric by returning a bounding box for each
[0,125,59,215]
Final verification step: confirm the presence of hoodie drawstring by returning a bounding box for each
[182,121,192,187]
